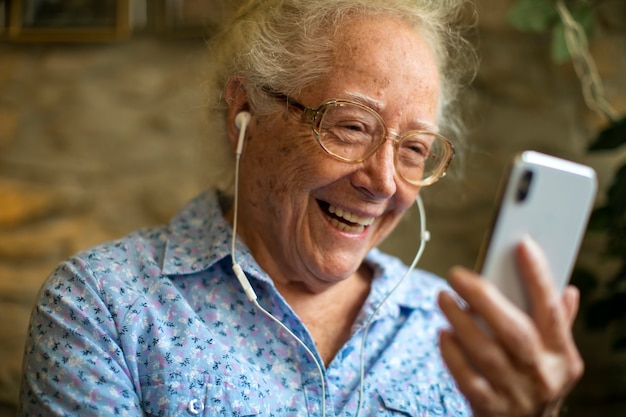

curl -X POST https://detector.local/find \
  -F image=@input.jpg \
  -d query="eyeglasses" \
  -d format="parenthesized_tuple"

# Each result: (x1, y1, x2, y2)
(262, 88, 455, 186)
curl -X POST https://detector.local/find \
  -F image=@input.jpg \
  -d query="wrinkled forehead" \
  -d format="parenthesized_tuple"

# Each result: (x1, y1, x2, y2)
(309, 15, 441, 122)
(323, 10, 442, 69)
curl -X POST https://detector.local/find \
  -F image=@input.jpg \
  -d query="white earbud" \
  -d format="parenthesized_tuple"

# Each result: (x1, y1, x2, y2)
(235, 111, 252, 156)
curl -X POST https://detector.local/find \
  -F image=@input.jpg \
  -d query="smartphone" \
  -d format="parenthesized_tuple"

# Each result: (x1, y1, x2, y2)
(475, 151, 597, 312)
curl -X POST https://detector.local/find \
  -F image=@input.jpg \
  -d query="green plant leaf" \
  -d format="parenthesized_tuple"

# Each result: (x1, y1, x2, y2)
(572, 3, 594, 33)
(507, 0, 559, 32)
(550, 4, 594, 63)
(552, 22, 572, 63)
(588, 117, 626, 151)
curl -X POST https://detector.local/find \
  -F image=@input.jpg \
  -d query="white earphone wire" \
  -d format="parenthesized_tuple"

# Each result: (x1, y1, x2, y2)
(230, 116, 327, 417)
(354, 194, 430, 416)
(230, 112, 430, 417)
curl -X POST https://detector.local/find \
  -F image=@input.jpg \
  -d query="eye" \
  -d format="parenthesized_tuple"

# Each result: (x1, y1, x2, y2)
(396, 135, 433, 168)
(337, 120, 368, 133)
(402, 139, 429, 156)
(325, 121, 372, 146)
(322, 114, 377, 145)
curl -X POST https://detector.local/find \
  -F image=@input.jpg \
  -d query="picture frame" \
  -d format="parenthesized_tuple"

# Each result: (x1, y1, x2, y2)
(1, 1, 7, 38)
(7, 0, 130, 42)
(150, 0, 224, 38)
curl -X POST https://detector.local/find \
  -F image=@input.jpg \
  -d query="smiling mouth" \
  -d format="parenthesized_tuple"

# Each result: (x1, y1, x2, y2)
(318, 201, 375, 234)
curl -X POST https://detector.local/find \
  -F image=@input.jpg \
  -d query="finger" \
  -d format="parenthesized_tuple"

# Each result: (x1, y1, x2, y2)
(515, 236, 559, 310)
(438, 290, 527, 403)
(439, 329, 505, 415)
(515, 237, 570, 344)
(446, 266, 519, 324)
(516, 241, 585, 395)
(446, 267, 542, 366)
(561, 286, 580, 328)
(444, 269, 583, 415)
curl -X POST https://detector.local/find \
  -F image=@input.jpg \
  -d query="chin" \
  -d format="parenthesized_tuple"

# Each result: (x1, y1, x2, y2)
(309, 251, 368, 283)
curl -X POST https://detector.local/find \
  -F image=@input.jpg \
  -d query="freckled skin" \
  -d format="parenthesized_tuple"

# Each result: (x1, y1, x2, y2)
(230, 15, 441, 294)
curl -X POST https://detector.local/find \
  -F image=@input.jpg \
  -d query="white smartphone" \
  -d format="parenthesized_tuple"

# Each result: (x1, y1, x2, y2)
(475, 151, 597, 312)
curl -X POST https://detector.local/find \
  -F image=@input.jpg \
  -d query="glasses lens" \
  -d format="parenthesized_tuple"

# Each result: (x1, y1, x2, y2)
(397, 132, 449, 184)
(314, 101, 451, 186)
(316, 102, 385, 161)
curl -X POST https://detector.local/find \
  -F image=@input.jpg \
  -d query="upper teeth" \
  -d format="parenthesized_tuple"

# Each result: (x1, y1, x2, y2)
(328, 205, 375, 226)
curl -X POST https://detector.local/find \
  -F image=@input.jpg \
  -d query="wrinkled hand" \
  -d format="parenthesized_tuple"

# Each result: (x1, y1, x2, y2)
(437, 238, 584, 417)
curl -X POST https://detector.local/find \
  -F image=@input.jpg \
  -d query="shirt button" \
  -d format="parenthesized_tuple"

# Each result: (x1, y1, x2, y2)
(187, 398, 204, 415)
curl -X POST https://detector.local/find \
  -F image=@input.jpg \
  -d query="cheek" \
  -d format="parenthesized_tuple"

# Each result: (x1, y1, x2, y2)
(246, 125, 328, 206)
(371, 188, 417, 246)
(384, 184, 419, 224)
(398, 185, 419, 211)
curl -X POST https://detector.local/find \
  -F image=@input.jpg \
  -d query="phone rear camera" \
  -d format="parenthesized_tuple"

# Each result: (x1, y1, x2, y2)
(516, 169, 534, 202)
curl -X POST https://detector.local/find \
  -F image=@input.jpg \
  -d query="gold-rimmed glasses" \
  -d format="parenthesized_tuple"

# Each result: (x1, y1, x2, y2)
(263, 88, 455, 186)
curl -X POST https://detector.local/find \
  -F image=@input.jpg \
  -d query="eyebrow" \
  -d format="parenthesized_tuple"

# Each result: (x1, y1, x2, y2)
(264, 86, 441, 134)
(340, 92, 440, 133)
(340, 92, 384, 112)
(412, 120, 439, 133)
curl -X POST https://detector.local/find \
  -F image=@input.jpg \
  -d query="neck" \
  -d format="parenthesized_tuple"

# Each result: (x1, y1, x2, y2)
(276, 265, 372, 365)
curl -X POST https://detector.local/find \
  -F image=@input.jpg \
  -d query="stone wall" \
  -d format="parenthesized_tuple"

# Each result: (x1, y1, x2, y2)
(1, 0, 625, 415)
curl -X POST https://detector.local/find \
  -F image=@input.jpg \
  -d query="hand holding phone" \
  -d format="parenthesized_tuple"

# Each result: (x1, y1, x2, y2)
(475, 151, 597, 312)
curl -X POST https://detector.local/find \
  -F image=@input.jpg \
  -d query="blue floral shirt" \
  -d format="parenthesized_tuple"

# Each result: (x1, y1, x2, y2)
(19, 190, 470, 416)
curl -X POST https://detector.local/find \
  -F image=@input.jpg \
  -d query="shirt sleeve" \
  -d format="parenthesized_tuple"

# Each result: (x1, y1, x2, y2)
(18, 256, 144, 417)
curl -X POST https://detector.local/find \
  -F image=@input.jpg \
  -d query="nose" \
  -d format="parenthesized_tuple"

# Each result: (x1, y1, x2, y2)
(350, 139, 397, 199)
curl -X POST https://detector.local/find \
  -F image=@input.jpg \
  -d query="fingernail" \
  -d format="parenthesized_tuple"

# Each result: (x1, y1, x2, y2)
(449, 265, 469, 279)
(518, 234, 536, 255)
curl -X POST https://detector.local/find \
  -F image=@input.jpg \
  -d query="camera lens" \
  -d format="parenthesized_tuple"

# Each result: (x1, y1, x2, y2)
(516, 169, 534, 202)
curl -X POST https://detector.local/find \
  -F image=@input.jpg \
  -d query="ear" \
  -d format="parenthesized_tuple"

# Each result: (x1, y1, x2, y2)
(225, 77, 252, 153)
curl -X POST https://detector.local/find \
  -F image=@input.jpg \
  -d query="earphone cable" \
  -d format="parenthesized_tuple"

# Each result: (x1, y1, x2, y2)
(354, 194, 429, 416)
(231, 151, 327, 417)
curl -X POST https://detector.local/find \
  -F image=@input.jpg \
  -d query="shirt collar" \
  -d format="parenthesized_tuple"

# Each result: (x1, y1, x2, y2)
(161, 190, 235, 275)
(364, 248, 447, 314)
(161, 190, 448, 314)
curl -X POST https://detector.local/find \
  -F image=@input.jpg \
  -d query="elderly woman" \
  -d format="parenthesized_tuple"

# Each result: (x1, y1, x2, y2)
(19, 0, 583, 416)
